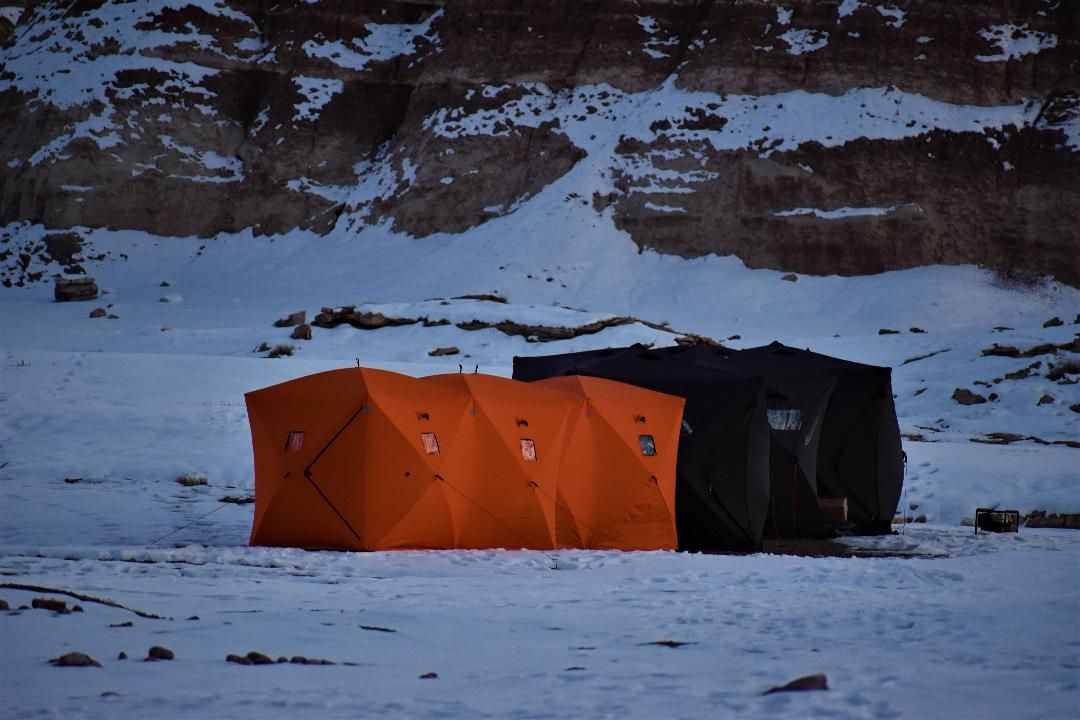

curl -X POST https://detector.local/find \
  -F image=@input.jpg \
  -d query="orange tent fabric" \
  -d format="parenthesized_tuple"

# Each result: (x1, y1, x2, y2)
(246, 367, 684, 551)
(536, 375, 682, 551)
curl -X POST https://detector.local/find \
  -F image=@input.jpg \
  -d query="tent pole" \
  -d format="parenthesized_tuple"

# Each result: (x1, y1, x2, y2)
(793, 460, 798, 539)
(303, 470, 365, 548)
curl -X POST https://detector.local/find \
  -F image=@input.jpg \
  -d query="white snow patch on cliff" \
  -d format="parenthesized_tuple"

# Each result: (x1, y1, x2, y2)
(303, 9, 442, 70)
(27, 109, 120, 166)
(293, 76, 344, 122)
(876, 6, 906, 28)
(637, 15, 678, 59)
(160, 135, 245, 183)
(774, 205, 916, 219)
(644, 202, 688, 214)
(837, 0, 862, 19)
(778, 28, 830, 55)
(424, 82, 1040, 162)
(0, 5, 22, 24)
(976, 24, 1057, 62)
(0, 0, 254, 109)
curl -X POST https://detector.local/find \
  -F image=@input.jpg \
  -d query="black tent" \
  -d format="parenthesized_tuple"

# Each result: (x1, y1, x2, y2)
(514, 344, 771, 551)
(729, 342, 904, 534)
(514, 341, 904, 547)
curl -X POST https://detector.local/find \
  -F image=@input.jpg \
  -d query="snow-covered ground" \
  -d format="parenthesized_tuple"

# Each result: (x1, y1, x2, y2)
(1, 208, 1078, 718)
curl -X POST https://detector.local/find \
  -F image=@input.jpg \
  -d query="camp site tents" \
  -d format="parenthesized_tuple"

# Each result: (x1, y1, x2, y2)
(513, 342, 905, 546)
(245, 367, 684, 551)
(514, 345, 772, 552)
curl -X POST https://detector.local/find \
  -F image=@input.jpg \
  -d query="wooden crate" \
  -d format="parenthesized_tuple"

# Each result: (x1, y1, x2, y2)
(818, 496, 848, 525)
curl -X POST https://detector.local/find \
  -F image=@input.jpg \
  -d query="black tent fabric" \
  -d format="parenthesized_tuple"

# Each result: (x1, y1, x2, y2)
(732, 342, 904, 533)
(514, 341, 905, 547)
(514, 344, 771, 551)
(670, 345, 831, 540)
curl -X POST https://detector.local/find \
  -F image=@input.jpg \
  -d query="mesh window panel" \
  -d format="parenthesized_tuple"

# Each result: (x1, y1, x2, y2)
(766, 408, 802, 431)
(285, 431, 305, 453)
(420, 432, 440, 455)
(520, 438, 537, 461)
(639, 434, 657, 456)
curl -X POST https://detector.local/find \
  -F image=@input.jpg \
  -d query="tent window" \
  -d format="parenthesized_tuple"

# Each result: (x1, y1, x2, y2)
(420, 432, 440, 455)
(520, 438, 537, 462)
(285, 431, 305, 453)
(638, 435, 657, 456)
(766, 394, 802, 431)
(767, 408, 802, 431)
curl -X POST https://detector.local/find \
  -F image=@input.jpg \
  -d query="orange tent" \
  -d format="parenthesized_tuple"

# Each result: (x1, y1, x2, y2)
(246, 367, 684, 551)
(536, 375, 682, 551)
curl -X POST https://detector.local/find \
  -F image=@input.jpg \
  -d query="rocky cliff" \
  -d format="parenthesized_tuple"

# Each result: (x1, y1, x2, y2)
(1, 0, 1078, 284)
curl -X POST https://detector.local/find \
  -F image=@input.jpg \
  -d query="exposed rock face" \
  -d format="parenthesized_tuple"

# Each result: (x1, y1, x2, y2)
(1, 1, 1077, 284)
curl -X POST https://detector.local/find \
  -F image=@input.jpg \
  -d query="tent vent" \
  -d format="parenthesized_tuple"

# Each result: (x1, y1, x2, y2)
(284, 431, 305, 453)
(638, 435, 657, 456)
(767, 408, 802, 431)
(516, 418, 529, 427)
(417, 412, 430, 421)
(520, 438, 537, 461)
(420, 432, 440, 455)
(634, 414, 647, 424)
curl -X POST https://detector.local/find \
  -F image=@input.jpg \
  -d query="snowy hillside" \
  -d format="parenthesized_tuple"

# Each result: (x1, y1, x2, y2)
(2, 0, 1078, 282)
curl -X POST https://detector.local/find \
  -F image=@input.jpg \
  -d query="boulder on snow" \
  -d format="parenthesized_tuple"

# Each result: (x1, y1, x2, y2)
(0, 599, 9, 611)
(177, 473, 208, 486)
(51, 652, 102, 668)
(1037, 393, 1054, 406)
(1042, 316, 1063, 328)
(89, 307, 107, 318)
(952, 388, 986, 405)
(274, 311, 307, 327)
(781, 273, 798, 282)
(764, 673, 829, 694)
(226, 653, 253, 665)
(290, 323, 312, 340)
(428, 346, 460, 357)
(54, 276, 98, 302)
(146, 645, 174, 661)
(32, 598, 68, 612)
(246, 651, 274, 665)
(1025, 512, 1080, 529)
